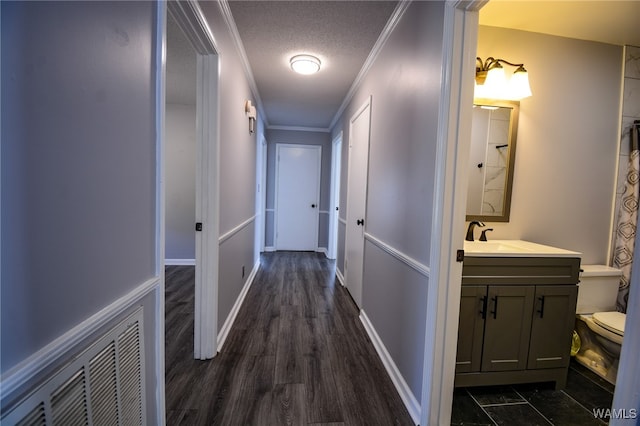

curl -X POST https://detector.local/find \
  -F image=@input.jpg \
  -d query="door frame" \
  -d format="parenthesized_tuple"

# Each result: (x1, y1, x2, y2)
(328, 132, 343, 260)
(167, 1, 220, 360)
(255, 134, 268, 256)
(420, 2, 480, 425)
(344, 96, 372, 308)
(274, 143, 322, 251)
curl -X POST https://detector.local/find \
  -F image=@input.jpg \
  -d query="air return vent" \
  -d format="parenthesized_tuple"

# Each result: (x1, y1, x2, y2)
(1, 309, 145, 425)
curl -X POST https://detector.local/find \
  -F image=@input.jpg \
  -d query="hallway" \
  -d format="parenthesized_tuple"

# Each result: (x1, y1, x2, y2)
(165, 252, 413, 425)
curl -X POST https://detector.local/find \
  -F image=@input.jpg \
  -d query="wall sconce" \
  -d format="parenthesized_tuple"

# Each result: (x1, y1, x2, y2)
(475, 57, 532, 101)
(245, 100, 257, 134)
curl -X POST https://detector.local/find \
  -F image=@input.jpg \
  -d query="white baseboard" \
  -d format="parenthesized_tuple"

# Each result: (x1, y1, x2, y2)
(360, 310, 421, 425)
(217, 260, 260, 350)
(316, 247, 328, 256)
(0, 276, 161, 402)
(264, 246, 276, 252)
(336, 268, 345, 287)
(165, 258, 196, 266)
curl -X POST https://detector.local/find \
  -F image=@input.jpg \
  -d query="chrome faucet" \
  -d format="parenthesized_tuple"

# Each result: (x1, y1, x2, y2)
(465, 221, 485, 241)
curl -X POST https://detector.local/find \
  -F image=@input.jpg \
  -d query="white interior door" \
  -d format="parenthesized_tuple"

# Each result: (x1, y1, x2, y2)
(328, 132, 342, 260)
(275, 144, 321, 250)
(345, 97, 372, 308)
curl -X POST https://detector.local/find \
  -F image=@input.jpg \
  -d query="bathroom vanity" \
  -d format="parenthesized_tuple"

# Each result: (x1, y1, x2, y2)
(455, 240, 581, 389)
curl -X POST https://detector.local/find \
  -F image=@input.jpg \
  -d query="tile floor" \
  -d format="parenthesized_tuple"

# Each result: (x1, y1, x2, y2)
(451, 361, 615, 425)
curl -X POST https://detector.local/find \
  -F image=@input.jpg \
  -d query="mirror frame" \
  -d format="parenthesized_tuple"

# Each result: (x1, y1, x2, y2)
(466, 99, 519, 223)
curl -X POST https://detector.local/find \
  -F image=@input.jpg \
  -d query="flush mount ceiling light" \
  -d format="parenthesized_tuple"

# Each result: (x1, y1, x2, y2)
(290, 54, 321, 75)
(475, 57, 532, 101)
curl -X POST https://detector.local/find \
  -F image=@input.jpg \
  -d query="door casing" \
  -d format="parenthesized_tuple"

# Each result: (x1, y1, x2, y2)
(274, 144, 322, 251)
(167, 1, 220, 361)
(328, 132, 343, 260)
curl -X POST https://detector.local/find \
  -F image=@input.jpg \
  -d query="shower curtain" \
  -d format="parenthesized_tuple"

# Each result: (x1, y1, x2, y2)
(613, 121, 640, 313)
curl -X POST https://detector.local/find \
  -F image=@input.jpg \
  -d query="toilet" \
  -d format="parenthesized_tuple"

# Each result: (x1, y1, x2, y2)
(574, 265, 626, 384)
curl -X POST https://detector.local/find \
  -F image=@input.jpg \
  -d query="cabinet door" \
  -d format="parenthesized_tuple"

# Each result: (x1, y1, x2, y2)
(481, 286, 535, 372)
(456, 286, 486, 373)
(527, 285, 578, 369)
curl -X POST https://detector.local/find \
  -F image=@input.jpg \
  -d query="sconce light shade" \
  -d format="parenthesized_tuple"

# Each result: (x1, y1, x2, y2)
(290, 54, 321, 75)
(508, 66, 532, 100)
(483, 65, 508, 99)
(475, 57, 532, 101)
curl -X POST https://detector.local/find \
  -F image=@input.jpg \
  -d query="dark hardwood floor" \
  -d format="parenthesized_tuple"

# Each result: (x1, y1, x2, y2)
(165, 252, 414, 425)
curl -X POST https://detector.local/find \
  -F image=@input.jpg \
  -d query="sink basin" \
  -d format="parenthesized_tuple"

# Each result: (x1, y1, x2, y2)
(463, 240, 582, 257)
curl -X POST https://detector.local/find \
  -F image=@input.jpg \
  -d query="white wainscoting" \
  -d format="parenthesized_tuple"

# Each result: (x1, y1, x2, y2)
(360, 310, 420, 425)
(357, 233, 429, 425)
(364, 233, 430, 277)
(0, 277, 161, 403)
(216, 260, 260, 350)
(219, 215, 256, 244)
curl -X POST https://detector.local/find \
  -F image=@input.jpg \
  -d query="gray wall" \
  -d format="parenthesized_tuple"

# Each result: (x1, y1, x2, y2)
(332, 1, 445, 399)
(1, 2, 160, 421)
(265, 129, 332, 250)
(165, 104, 196, 260)
(475, 26, 623, 265)
(198, 2, 260, 330)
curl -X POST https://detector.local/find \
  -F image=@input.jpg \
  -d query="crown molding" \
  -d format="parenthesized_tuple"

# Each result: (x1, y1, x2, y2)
(267, 125, 331, 133)
(217, 0, 269, 126)
(329, 1, 412, 131)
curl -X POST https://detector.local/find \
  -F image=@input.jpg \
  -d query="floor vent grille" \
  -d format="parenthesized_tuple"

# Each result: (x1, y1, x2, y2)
(2, 308, 145, 426)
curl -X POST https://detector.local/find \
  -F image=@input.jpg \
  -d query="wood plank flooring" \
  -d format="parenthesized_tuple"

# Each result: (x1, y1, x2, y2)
(165, 252, 414, 425)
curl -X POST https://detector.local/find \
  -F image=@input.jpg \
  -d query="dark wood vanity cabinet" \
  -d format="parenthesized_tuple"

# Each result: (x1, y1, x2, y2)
(455, 257, 580, 389)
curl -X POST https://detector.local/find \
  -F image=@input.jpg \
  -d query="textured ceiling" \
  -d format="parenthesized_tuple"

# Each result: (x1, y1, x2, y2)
(228, 1, 398, 129)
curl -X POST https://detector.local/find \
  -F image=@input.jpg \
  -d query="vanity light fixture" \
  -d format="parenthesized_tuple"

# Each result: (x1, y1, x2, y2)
(290, 54, 321, 75)
(475, 57, 532, 100)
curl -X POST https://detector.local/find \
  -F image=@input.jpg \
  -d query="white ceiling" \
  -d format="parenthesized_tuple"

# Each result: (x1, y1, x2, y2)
(166, 1, 640, 127)
(480, 1, 640, 48)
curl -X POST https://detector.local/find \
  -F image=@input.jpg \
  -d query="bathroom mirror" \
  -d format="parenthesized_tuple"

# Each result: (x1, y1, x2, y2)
(466, 99, 519, 222)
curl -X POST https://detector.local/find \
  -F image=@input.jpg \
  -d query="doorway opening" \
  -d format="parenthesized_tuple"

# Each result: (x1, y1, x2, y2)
(166, 1, 220, 360)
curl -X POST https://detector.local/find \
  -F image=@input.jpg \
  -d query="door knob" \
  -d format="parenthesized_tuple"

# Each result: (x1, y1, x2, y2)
(311, 204, 316, 208)
(356, 219, 364, 226)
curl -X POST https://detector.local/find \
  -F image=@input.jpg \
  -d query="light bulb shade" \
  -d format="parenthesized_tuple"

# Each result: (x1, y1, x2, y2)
(474, 81, 491, 99)
(509, 69, 532, 99)
(290, 55, 321, 75)
(483, 66, 508, 99)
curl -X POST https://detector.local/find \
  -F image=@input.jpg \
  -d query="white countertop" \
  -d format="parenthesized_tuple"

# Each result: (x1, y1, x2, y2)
(463, 240, 582, 258)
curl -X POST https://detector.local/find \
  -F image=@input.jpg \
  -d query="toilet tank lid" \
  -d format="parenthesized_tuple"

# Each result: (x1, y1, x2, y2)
(581, 264, 623, 277)
(593, 311, 625, 335)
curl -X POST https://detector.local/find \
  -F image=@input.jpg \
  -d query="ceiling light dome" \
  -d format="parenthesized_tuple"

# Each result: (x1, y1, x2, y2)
(290, 55, 321, 75)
